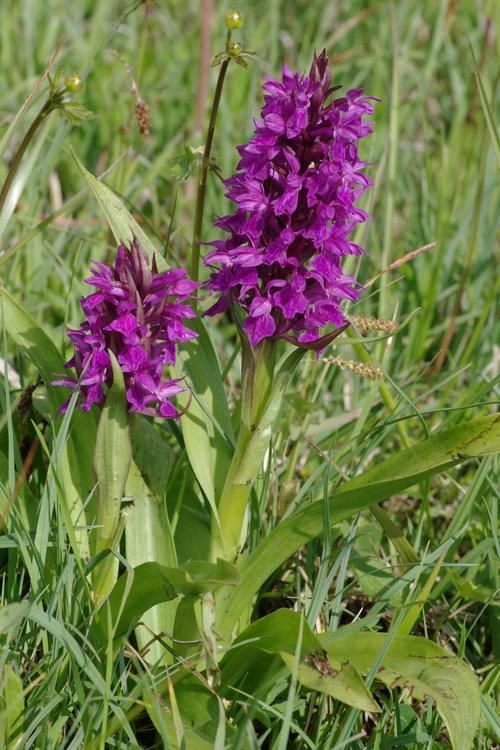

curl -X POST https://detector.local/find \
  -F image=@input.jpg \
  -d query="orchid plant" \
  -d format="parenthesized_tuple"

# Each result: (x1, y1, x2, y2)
(0, 9, 498, 750)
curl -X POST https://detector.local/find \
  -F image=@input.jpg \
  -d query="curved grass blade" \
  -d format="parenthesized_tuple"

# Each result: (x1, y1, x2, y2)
(216, 414, 500, 639)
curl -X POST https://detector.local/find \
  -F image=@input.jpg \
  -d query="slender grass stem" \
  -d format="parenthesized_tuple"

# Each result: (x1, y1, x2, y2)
(378, 8, 399, 322)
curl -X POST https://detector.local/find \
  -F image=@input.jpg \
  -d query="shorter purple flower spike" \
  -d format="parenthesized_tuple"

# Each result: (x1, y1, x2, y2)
(204, 51, 378, 347)
(53, 240, 198, 417)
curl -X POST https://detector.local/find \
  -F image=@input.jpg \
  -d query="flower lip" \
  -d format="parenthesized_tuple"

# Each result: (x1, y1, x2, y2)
(203, 50, 376, 348)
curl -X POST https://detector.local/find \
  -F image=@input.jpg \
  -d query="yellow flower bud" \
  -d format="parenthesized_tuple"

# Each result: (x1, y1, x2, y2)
(65, 75, 83, 93)
(224, 9, 244, 30)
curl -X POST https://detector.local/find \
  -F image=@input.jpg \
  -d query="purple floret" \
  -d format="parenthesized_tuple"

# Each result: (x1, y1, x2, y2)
(204, 51, 377, 347)
(53, 240, 198, 417)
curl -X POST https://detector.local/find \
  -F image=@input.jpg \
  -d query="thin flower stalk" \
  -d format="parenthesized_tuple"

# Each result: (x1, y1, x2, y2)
(190, 9, 248, 284)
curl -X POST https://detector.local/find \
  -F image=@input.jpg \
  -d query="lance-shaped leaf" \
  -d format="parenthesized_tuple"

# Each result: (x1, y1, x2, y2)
(96, 559, 239, 643)
(220, 609, 378, 712)
(71, 149, 160, 259)
(92, 352, 131, 601)
(175, 318, 233, 510)
(216, 414, 500, 639)
(319, 630, 480, 750)
(125, 415, 177, 663)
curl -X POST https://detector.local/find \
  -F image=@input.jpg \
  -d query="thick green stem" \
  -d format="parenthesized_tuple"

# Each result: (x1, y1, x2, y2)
(211, 338, 277, 561)
(0, 100, 54, 217)
(190, 57, 230, 284)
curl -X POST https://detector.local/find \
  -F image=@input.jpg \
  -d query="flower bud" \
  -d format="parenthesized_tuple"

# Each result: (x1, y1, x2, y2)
(224, 9, 244, 30)
(65, 75, 83, 93)
(227, 41, 242, 56)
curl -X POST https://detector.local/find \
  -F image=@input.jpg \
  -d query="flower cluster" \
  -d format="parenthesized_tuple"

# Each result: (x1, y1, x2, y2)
(53, 240, 198, 417)
(204, 51, 377, 346)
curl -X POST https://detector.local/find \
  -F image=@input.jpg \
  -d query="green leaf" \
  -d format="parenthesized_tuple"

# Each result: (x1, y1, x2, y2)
(216, 414, 500, 639)
(129, 414, 175, 499)
(0, 285, 66, 412)
(0, 115, 52, 237)
(0, 284, 96, 559)
(448, 571, 497, 603)
(92, 352, 131, 601)
(470, 44, 500, 167)
(176, 318, 233, 508)
(319, 631, 480, 750)
(279, 653, 379, 713)
(165, 146, 203, 181)
(0, 602, 31, 634)
(99, 559, 239, 643)
(126, 418, 178, 663)
(71, 149, 159, 258)
(220, 609, 378, 712)
(0, 663, 24, 748)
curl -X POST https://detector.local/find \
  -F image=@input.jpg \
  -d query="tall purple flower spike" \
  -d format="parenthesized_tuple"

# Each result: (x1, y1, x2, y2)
(204, 51, 377, 347)
(53, 240, 198, 417)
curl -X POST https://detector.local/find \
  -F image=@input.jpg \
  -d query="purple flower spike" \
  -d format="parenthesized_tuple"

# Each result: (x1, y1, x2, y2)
(53, 239, 198, 417)
(204, 51, 377, 347)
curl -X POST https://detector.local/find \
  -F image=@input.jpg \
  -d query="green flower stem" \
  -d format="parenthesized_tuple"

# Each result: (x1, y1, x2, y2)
(190, 45, 231, 286)
(211, 338, 278, 561)
(0, 98, 55, 217)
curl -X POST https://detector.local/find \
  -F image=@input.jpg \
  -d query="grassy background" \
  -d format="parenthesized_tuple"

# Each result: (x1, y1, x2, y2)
(0, 0, 498, 748)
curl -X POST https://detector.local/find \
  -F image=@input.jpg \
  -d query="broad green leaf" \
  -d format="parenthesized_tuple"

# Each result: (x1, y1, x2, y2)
(319, 631, 480, 750)
(92, 352, 131, 601)
(126, 418, 177, 663)
(216, 414, 500, 639)
(176, 318, 233, 508)
(0, 664, 24, 748)
(99, 559, 239, 643)
(220, 609, 378, 712)
(71, 149, 159, 258)
(129, 414, 175, 499)
(279, 652, 379, 713)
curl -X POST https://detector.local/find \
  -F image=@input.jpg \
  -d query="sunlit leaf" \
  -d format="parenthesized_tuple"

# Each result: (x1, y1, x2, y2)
(71, 149, 160, 259)
(221, 609, 379, 712)
(92, 352, 131, 601)
(320, 630, 480, 750)
(98, 559, 239, 643)
(216, 414, 500, 639)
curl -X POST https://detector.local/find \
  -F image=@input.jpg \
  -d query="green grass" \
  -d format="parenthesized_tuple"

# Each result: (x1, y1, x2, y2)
(0, 0, 499, 748)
